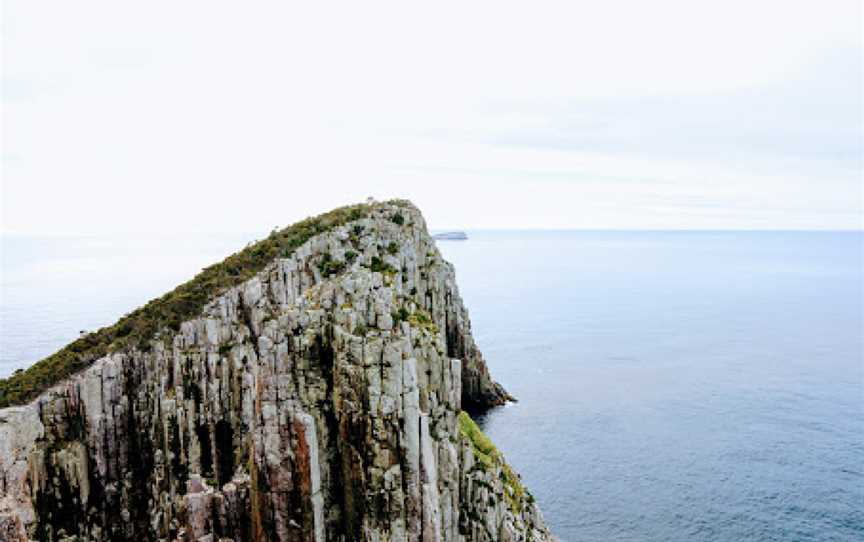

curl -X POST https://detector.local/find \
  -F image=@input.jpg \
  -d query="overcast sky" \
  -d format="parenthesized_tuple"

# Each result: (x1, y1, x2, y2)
(2, 1, 861, 233)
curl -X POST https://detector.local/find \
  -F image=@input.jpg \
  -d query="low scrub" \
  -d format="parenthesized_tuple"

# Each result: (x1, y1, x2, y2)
(0, 202, 384, 408)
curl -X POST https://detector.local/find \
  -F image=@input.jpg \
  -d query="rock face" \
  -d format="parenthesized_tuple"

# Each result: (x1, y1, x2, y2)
(0, 202, 555, 541)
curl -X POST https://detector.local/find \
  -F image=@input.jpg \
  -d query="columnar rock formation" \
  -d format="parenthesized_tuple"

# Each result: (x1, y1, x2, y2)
(0, 201, 555, 541)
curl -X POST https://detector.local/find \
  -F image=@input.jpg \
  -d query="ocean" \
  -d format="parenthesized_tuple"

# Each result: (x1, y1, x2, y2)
(2, 231, 862, 541)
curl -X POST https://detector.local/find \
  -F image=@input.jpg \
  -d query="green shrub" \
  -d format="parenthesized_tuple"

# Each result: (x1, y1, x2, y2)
(344, 250, 357, 264)
(369, 256, 396, 274)
(349, 225, 365, 247)
(391, 307, 410, 324)
(390, 213, 404, 225)
(318, 253, 346, 276)
(387, 241, 399, 255)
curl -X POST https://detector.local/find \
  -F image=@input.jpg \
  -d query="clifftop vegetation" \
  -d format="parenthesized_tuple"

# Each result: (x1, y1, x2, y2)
(0, 200, 413, 408)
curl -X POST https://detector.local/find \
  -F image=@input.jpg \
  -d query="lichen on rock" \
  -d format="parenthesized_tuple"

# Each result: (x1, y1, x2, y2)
(0, 200, 555, 541)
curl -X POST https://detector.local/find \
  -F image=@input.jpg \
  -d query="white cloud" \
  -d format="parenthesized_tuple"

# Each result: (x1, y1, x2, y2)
(1, 0, 861, 232)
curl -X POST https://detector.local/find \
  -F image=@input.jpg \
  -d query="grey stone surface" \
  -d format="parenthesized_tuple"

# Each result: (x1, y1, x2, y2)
(0, 202, 554, 541)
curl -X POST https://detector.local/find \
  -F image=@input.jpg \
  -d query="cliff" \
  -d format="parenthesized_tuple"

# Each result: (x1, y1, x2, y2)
(0, 201, 555, 541)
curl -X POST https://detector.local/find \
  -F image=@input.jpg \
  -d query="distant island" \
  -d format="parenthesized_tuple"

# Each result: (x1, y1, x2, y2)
(432, 231, 468, 240)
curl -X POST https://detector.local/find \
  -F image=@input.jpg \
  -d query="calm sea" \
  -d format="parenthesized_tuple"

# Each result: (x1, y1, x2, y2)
(2, 231, 862, 541)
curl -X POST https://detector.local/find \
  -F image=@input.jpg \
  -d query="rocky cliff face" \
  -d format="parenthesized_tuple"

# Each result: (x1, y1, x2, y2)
(0, 202, 555, 542)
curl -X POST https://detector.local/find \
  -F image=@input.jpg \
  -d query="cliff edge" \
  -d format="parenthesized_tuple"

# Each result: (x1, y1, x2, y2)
(0, 201, 555, 541)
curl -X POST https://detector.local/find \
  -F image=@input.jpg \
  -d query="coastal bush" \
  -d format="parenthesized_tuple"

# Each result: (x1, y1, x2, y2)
(318, 253, 346, 276)
(349, 225, 364, 247)
(392, 307, 410, 324)
(0, 201, 382, 408)
(369, 256, 396, 275)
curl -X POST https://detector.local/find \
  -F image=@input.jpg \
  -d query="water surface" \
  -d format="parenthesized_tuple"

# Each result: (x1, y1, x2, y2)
(437, 231, 863, 542)
(2, 231, 862, 541)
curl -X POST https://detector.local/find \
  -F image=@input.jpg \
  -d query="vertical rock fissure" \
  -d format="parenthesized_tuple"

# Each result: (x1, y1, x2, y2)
(237, 292, 260, 359)
(215, 420, 234, 487)
(124, 361, 152, 538)
(196, 422, 213, 477)
(318, 327, 348, 539)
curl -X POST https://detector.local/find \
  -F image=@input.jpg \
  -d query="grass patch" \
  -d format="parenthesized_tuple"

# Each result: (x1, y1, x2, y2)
(458, 411, 498, 469)
(407, 310, 438, 334)
(0, 201, 395, 408)
(457, 411, 528, 514)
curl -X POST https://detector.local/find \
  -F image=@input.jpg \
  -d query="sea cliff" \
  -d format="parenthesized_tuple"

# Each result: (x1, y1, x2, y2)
(0, 201, 555, 541)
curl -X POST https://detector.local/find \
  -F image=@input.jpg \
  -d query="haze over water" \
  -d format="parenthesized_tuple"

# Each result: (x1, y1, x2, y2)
(2, 230, 862, 541)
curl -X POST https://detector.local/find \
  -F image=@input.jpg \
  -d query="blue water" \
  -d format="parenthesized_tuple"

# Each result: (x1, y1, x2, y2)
(437, 231, 864, 542)
(2, 231, 863, 541)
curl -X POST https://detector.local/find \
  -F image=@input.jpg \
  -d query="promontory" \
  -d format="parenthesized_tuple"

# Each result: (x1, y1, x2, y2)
(0, 200, 555, 542)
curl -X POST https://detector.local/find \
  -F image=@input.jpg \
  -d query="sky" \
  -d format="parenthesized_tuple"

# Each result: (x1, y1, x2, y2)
(1, 0, 862, 233)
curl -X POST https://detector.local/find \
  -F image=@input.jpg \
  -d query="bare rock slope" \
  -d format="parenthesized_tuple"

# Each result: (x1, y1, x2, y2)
(0, 201, 555, 541)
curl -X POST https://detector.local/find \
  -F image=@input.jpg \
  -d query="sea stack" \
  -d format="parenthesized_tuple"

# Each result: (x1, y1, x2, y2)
(0, 201, 555, 541)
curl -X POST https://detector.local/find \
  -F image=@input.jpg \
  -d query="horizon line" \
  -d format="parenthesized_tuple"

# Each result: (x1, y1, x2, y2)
(2, 227, 863, 238)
